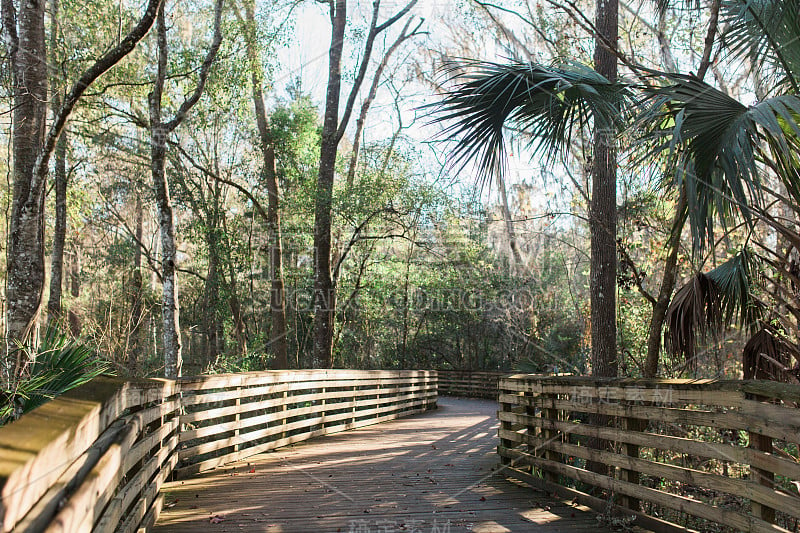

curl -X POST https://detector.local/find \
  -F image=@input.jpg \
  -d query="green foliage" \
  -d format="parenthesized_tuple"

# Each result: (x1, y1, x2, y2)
(721, 0, 800, 91)
(644, 77, 800, 251)
(431, 60, 633, 183)
(1, 328, 111, 426)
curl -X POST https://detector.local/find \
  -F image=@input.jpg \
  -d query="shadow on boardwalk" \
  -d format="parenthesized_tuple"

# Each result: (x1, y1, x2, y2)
(154, 397, 634, 532)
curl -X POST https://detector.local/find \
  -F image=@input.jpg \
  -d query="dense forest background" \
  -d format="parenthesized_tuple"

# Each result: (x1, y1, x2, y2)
(1, 0, 791, 382)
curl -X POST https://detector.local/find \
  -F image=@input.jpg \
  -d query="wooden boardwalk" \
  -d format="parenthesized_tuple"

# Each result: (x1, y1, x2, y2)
(154, 397, 636, 533)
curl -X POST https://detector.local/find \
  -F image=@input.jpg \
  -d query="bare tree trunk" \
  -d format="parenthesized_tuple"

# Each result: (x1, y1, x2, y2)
(150, 125, 182, 377)
(46, 0, 66, 326)
(47, 108, 68, 324)
(240, 0, 288, 368)
(3, 0, 163, 374)
(345, 17, 421, 187)
(67, 246, 82, 336)
(148, 0, 223, 378)
(313, 0, 418, 368)
(202, 227, 221, 365)
(4, 0, 48, 362)
(221, 204, 248, 357)
(313, 0, 348, 368)
(129, 193, 144, 373)
(496, 173, 523, 267)
(590, 0, 618, 379)
(149, 8, 180, 377)
(643, 193, 687, 377)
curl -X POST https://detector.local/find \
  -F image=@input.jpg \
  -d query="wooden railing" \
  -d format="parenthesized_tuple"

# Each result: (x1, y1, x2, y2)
(498, 375, 800, 533)
(176, 370, 437, 477)
(0, 378, 179, 533)
(0, 369, 437, 532)
(436, 370, 503, 399)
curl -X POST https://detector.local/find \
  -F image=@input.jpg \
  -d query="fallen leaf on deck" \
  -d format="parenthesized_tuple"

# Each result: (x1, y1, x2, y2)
(210, 515, 225, 524)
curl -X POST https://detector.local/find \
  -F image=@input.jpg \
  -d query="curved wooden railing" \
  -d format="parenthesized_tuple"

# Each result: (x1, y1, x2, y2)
(0, 370, 436, 532)
(498, 375, 800, 533)
(436, 370, 503, 399)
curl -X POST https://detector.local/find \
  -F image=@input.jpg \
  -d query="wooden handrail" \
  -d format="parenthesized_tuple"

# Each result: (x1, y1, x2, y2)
(498, 375, 800, 533)
(0, 369, 437, 532)
(436, 370, 504, 399)
(175, 369, 437, 478)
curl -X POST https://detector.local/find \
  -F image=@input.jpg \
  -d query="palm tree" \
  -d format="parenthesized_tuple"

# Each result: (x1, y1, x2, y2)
(431, 0, 800, 380)
(653, 0, 800, 380)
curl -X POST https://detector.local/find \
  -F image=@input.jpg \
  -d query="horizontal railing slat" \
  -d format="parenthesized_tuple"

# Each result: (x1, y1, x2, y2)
(0, 369, 437, 532)
(497, 375, 800, 533)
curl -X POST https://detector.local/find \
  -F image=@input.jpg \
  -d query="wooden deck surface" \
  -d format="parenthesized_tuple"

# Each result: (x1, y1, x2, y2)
(154, 397, 642, 533)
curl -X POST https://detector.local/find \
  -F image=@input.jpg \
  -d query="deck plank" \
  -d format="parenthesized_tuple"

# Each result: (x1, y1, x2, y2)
(154, 397, 644, 533)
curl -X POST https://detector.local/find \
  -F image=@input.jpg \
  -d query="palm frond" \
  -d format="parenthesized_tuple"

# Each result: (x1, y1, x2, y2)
(642, 75, 800, 250)
(721, 0, 800, 92)
(705, 247, 763, 332)
(742, 325, 799, 381)
(430, 60, 633, 184)
(664, 272, 722, 367)
(1, 327, 111, 425)
(665, 248, 765, 370)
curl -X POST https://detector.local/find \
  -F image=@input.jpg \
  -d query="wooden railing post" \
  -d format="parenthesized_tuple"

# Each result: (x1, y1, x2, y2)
(747, 393, 775, 524)
(233, 386, 241, 452)
(320, 386, 326, 431)
(351, 384, 357, 426)
(541, 392, 559, 484)
(498, 381, 515, 466)
(619, 406, 642, 512)
(281, 388, 288, 441)
(524, 390, 537, 475)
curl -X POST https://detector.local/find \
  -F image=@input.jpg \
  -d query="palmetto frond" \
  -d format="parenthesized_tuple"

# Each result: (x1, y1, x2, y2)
(430, 61, 633, 183)
(665, 248, 762, 364)
(643, 75, 800, 249)
(721, 0, 800, 92)
(1, 327, 111, 425)
(743, 325, 799, 381)
(664, 272, 722, 366)
(705, 248, 762, 331)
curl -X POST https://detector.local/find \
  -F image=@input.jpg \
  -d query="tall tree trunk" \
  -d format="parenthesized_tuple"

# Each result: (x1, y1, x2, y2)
(147, 0, 223, 378)
(221, 213, 247, 356)
(496, 173, 523, 267)
(590, 0, 618, 379)
(67, 246, 82, 336)
(643, 193, 687, 377)
(313, 0, 347, 368)
(47, 108, 68, 324)
(129, 193, 144, 373)
(586, 0, 619, 485)
(149, 7, 182, 379)
(4, 0, 48, 363)
(202, 228, 221, 365)
(240, 0, 288, 369)
(312, 0, 417, 368)
(46, 0, 66, 326)
(150, 131, 182, 378)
